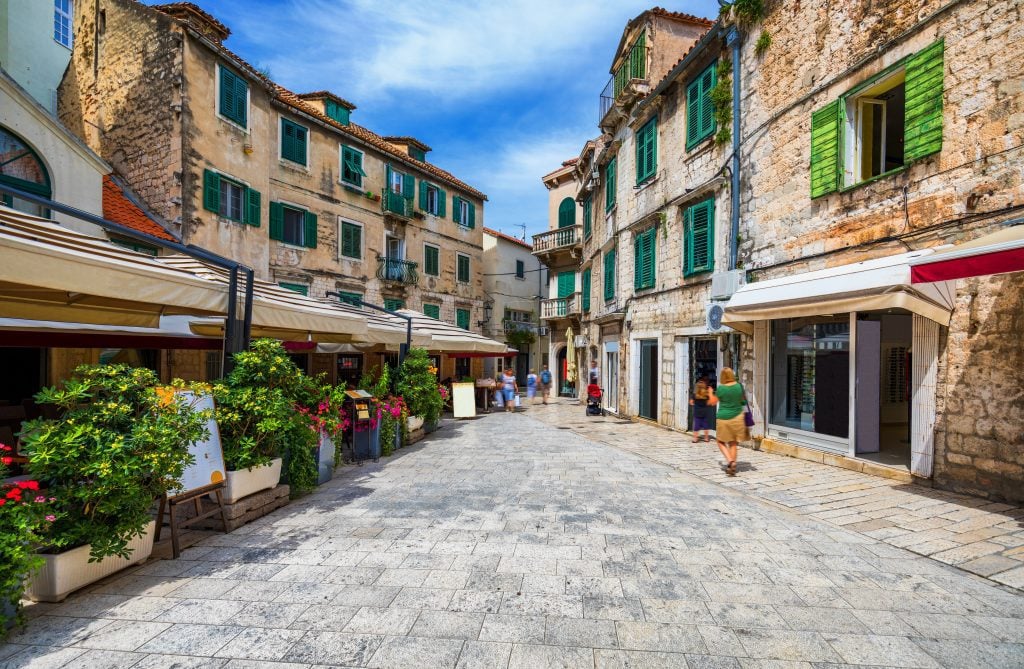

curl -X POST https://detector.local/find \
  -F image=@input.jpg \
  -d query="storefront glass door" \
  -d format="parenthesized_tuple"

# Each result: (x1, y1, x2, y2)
(638, 339, 658, 420)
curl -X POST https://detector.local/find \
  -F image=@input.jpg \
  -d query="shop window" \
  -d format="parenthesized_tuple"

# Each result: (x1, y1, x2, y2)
(455, 357, 471, 378)
(0, 127, 52, 218)
(336, 354, 363, 388)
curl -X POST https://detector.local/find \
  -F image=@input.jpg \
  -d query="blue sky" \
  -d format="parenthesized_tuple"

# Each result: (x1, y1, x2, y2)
(156, 1, 721, 238)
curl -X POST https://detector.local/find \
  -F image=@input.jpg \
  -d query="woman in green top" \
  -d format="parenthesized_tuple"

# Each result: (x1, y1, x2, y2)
(708, 367, 748, 476)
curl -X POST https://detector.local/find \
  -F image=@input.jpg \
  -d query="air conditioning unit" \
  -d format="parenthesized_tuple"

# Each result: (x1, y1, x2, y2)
(710, 269, 746, 300)
(537, 326, 549, 336)
(574, 335, 588, 348)
(706, 302, 726, 333)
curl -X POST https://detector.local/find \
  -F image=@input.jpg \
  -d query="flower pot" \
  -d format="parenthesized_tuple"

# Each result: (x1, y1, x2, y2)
(317, 433, 335, 485)
(25, 520, 157, 603)
(425, 419, 439, 434)
(222, 458, 282, 504)
(407, 415, 424, 432)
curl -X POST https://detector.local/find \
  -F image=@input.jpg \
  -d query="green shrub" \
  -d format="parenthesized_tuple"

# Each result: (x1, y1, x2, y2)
(396, 348, 443, 424)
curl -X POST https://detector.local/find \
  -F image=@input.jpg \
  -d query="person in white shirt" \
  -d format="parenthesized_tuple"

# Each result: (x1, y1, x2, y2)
(588, 361, 600, 385)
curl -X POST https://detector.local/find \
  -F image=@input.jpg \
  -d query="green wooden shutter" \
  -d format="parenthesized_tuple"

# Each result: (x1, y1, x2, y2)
(384, 298, 404, 311)
(456, 308, 470, 330)
(685, 199, 714, 276)
(604, 247, 616, 301)
(337, 291, 362, 306)
(424, 304, 440, 319)
(402, 173, 414, 199)
(341, 222, 361, 258)
(810, 99, 842, 198)
(386, 164, 393, 193)
(419, 181, 428, 211)
(605, 158, 617, 211)
(244, 187, 260, 226)
(219, 68, 234, 120)
(278, 282, 308, 296)
(634, 228, 655, 290)
(583, 198, 592, 239)
(303, 210, 318, 248)
(424, 245, 439, 275)
(233, 74, 248, 127)
(437, 188, 446, 218)
(904, 40, 944, 162)
(269, 202, 284, 240)
(557, 270, 575, 298)
(458, 254, 469, 282)
(699, 63, 716, 139)
(467, 202, 476, 228)
(558, 197, 575, 228)
(636, 117, 657, 184)
(452, 196, 462, 224)
(581, 268, 591, 312)
(203, 169, 220, 213)
(686, 78, 701, 148)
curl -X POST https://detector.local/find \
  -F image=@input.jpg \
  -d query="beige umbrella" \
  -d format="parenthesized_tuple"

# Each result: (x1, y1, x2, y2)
(565, 326, 577, 383)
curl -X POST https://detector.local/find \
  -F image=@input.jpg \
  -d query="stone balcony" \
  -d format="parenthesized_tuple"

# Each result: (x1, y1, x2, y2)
(540, 293, 581, 321)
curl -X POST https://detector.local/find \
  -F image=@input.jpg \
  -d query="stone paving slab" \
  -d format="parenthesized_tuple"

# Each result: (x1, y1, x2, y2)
(2, 409, 1023, 668)
(529, 400, 1024, 590)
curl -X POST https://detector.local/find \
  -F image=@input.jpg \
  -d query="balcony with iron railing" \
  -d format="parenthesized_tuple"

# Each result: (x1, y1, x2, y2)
(382, 189, 414, 220)
(599, 39, 649, 127)
(503, 319, 534, 333)
(376, 256, 418, 285)
(532, 224, 582, 259)
(540, 293, 581, 321)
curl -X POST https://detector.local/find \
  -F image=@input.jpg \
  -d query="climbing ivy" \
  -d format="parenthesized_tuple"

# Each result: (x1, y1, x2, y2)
(711, 57, 733, 147)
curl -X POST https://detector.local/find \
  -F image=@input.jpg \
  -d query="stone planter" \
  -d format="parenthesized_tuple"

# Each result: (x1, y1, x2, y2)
(317, 433, 335, 485)
(424, 419, 439, 434)
(223, 458, 282, 504)
(25, 520, 156, 603)
(407, 415, 424, 432)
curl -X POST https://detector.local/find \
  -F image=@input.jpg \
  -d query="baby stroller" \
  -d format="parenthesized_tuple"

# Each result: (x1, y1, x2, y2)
(586, 384, 604, 416)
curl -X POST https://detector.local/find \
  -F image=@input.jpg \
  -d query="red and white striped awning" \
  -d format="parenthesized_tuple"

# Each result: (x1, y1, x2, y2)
(910, 224, 1024, 284)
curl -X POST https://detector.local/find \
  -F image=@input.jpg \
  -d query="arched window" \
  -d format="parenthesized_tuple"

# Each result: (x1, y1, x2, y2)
(557, 197, 575, 228)
(0, 126, 51, 218)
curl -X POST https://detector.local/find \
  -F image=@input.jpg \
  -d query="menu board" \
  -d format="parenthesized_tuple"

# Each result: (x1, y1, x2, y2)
(169, 390, 226, 497)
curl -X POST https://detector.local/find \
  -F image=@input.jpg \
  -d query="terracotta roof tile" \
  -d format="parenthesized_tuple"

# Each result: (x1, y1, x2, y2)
(297, 91, 357, 111)
(383, 136, 433, 153)
(102, 175, 176, 242)
(541, 160, 578, 181)
(483, 227, 532, 250)
(151, 3, 230, 41)
(649, 7, 714, 27)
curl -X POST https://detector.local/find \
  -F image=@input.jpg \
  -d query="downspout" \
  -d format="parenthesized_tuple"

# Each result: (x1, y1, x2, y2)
(727, 25, 741, 271)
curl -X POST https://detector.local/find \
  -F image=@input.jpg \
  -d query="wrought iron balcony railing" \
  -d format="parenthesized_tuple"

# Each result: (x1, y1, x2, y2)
(382, 189, 414, 218)
(599, 38, 649, 124)
(376, 257, 419, 285)
(532, 224, 581, 255)
(503, 319, 534, 333)
(540, 293, 581, 320)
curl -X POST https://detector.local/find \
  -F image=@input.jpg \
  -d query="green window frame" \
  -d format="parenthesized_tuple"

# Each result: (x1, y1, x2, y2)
(419, 181, 447, 217)
(202, 169, 260, 226)
(811, 40, 944, 198)
(685, 61, 717, 150)
(457, 253, 470, 283)
(325, 99, 350, 126)
(515, 259, 525, 279)
(557, 197, 575, 228)
(340, 221, 362, 259)
(557, 270, 575, 299)
(218, 65, 248, 128)
(337, 291, 362, 307)
(683, 198, 715, 277)
(636, 117, 657, 184)
(281, 118, 308, 166)
(424, 244, 440, 276)
(269, 201, 317, 248)
(423, 303, 441, 320)
(278, 282, 308, 296)
(603, 247, 616, 301)
(110, 239, 159, 256)
(581, 268, 592, 312)
(384, 298, 404, 311)
(341, 146, 366, 187)
(456, 308, 470, 330)
(582, 197, 592, 239)
(605, 157, 617, 211)
(452, 196, 476, 228)
(633, 227, 656, 291)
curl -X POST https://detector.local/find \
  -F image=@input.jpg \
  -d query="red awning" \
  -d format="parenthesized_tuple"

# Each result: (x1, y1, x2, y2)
(910, 224, 1024, 284)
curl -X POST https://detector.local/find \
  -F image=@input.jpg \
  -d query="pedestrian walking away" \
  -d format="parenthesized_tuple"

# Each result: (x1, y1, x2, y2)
(588, 360, 600, 385)
(689, 375, 713, 444)
(708, 367, 748, 476)
(501, 368, 518, 413)
(526, 368, 538, 404)
(539, 364, 553, 404)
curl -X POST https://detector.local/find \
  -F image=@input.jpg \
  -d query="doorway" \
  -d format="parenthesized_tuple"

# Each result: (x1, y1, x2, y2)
(855, 313, 913, 469)
(605, 344, 619, 414)
(638, 338, 658, 420)
(515, 352, 529, 385)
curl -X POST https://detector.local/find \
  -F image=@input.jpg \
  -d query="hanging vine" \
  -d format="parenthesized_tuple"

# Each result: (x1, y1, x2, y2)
(711, 56, 733, 147)
(721, 0, 771, 57)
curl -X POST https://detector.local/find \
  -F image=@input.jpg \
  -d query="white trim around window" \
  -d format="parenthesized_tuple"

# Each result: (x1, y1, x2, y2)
(338, 218, 363, 261)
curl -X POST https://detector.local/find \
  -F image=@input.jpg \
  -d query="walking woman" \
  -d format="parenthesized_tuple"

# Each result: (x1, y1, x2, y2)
(501, 368, 518, 413)
(688, 376, 713, 443)
(708, 367, 748, 476)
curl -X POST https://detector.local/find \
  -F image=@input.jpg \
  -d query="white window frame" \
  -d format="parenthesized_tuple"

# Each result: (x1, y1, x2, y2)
(425, 183, 440, 216)
(456, 252, 471, 284)
(390, 168, 406, 194)
(458, 198, 471, 225)
(54, 0, 73, 48)
(219, 178, 246, 222)
(842, 68, 906, 188)
(214, 64, 250, 133)
(338, 218, 363, 261)
(423, 243, 441, 277)
(280, 202, 306, 247)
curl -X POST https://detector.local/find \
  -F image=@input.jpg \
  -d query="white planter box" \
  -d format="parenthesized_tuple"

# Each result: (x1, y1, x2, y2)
(222, 458, 282, 504)
(26, 520, 156, 603)
(407, 415, 424, 432)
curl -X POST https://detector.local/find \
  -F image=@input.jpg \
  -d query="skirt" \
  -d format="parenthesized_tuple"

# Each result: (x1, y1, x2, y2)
(693, 413, 714, 431)
(716, 413, 749, 443)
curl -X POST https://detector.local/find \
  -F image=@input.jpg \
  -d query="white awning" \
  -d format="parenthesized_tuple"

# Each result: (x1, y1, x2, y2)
(396, 309, 510, 353)
(723, 250, 956, 327)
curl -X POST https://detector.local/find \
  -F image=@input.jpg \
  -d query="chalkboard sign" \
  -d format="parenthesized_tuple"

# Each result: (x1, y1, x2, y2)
(170, 391, 226, 496)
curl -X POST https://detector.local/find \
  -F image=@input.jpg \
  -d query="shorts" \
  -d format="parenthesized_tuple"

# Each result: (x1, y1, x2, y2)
(527, 387, 536, 398)
(715, 413, 749, 443)
(502, 388, 515, 402)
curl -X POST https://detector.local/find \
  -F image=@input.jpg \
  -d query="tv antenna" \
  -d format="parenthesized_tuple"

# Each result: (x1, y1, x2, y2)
(514, 222, 527, 241)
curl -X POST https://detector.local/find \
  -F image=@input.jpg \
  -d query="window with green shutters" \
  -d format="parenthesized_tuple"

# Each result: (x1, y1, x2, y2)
(605, 158, 617, 211)
(683, 198, 715, 277)
(636, 117, 657, 184)
(557, 197, 575, 228)
(419, 182, 446, 217)
(218, 65, 248, 128)
(811, 40, 944, 197)
(278, 282, 308, 296)
(557, 271, 575, 298)
(581, 268, 591, 312)
(457, 253, 470, 283)
(423, 303, 441, 319)
(633, 227, 656, 291)
(325, 99, 350, 126)
(453, 196, 476, 228)
(424, 244, 440, 276)
(686, 62, 717, 150)
(203, 169, 260, 226)
(384, 298, 404, 311)
(583, 197, 592, 240)
(269, 202, 317, 248)
(337, 291, 362, 307)
(281, 118, 308, 166)
(603, 247, 616, 301)
(340, 221, 361, 259)
(456, 308, 470, 330)
(341, 146, 366, 187)
(515, 260, 525, 279)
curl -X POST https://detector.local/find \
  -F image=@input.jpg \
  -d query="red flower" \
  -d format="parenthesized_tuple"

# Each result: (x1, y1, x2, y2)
(16, 480, 40, 491)
(0, 499, 5, 507)
(0, 456, 12, 465)
(6, 487, 23, 500)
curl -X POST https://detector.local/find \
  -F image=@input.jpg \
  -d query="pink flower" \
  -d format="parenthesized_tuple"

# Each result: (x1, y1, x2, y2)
(35, 496, 46, 503)
(45, 515, 56, 522)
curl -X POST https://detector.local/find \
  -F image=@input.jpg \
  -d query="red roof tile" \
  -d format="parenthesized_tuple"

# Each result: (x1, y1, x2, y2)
(102, 175, 176, 242)
(484, 227, 532, 250)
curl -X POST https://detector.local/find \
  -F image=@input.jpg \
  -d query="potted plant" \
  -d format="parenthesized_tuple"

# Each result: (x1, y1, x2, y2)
(19, 365, 206, 602)
(396, 349, 443, 432)
(1, 446, 54, 637)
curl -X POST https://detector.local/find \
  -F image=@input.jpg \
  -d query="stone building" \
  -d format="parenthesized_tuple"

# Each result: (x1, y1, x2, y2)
(57, 0, 489, 383)
(482, 228, 542, 381)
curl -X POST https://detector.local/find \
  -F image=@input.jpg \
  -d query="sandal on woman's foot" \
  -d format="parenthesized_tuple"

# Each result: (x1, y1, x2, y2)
(726, 461, 737, 476)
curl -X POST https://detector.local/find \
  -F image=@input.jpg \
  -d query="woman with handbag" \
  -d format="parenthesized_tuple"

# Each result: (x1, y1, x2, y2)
(707, 367, 749, 476)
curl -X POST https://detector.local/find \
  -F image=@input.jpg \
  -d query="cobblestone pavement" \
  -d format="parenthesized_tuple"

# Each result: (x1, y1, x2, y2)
(3, 410, 1024, 668)
(529, 400, 1024, 592)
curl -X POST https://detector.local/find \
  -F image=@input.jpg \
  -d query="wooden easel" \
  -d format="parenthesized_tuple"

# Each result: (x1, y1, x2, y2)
(156, 481, 229, 559)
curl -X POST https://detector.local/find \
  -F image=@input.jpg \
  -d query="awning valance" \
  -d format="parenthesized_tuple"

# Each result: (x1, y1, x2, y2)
(396, 309, 510, 354)
(723, 250, 956, 327)
(910, 224, 1024, 283)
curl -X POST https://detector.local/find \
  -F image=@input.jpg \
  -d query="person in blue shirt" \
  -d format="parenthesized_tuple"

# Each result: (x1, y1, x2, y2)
(539, 364, 553, 405)
(501, 368, 518, 413)
(526, 369, 539, 404)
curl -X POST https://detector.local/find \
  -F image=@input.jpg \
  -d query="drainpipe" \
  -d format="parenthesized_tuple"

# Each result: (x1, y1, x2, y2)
(726, 25, 741, 272)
